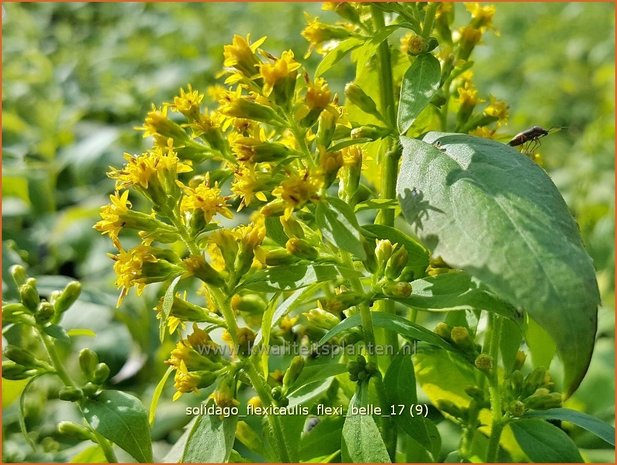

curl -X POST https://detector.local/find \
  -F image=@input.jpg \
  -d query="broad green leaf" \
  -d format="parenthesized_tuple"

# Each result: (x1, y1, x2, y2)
(160, 275, 182, 342)
(354, 198, 399, 213)
(265, 215, 288, 246)
(342, 383, 391, 463)
(362, 223, 429, 279)
(526, 317, 556, 369)
(148, 366, 173, 425)
(237, 264, 356, 292)
(319, 312, 453, 351)
(181, 400, 238, 463)
(82, 390, 153, 463)
(2, 379, 29, 407)
(523, 408, 615, 446)
(300, 417, 344, 462)
(315, 198, 366, 259)
(510, 419, 583, 462)
(397, 134, 600, 396)
(315, 37, 364, 77)
(397, 54, 441, 134)
(414, 347, 476, 410)
(288, 359, 347, 394)
(384, 353, 441, 459)
(389, 271, 520, 321)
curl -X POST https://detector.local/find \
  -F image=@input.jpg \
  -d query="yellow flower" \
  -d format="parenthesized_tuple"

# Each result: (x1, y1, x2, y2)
(400, 32, 425, 56)
(111, 245, 157, 304)
(457, 81, 479, 107)
(231, 164, 270, 210)
(223, 34, 266, 78)
(272, 169, 323, 218)
(108, 140, 192, 192)
(171, 84, 204, 119)
(465, 3, 496, 31)
(305, 78, 331, 111)
(179, 176, 233, 224)
(470, 126, 496, 139)
(172, 361, 201, 400)
(259, 50, 301, 97)
(483, 96, 509, 126)
(94, 190, 131, 249)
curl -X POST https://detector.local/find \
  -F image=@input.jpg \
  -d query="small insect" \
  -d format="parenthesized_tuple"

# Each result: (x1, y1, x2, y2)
(507, 125, 563, 155)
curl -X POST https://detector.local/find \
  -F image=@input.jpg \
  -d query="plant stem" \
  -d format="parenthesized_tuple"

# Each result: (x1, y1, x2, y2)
(371, 6, 396, 129)
(91, 430, 119, 463)
(209, 286, 240, 345)
(244, 362, 292, 462)
(421, 2, 439, 39)
(485, 314, 505, 462)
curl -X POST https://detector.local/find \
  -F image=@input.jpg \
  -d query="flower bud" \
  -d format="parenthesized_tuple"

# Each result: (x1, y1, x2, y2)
(398, 265, 416, 283)
(345, 83, 381, 119)
(221, 97, 281, 124)
(260, 199, 286, 217)
(283, 356, 305, 390)
(4, 346, 44, 369)
(92, 363, 111, 385)
(524, 388, 562, 410)
(280, 216, 305, 239)
(319, 292, 365, 313)
(319, 150, 343, 188)
(381, 280, 413, 298)
(35, 301, 55, 324)
(305, 308, 340, 331)
(9, 265, 28, 287)
(523, 367, 546, 397)
(286, 238, 318, 261)
(58, 421, 93, 441)
(401, 32, 426, 56)
(350, 125, 391, 141)
(508, 400, 526, 417)
(82, 382, 101, 398)
(316, 109, 337, 148)
(79, 349, 99, 380)
(183, 255, 226, 287)
(236, 327, 256, 356)
(236, 421, 262, 448)
(53, 281, 82, 315)
(2, 303, 30, 324)
(474, 354, 493, 372)
(361, 239, 378, 274)
(434, 322, 452, 340)
(19, 282, 40, 312)
(513, 350, 527, 371)
(458, 26, 482, 61)
(375, 240, 394, 270)
(385, 246, 409, 280)
(58, 386, 84, 402)
(464, 385, 484, 401)
(231, 294, 267, 315)
(2, 361, 37, 380)
(450, 326, 474, 350)
(510, 370, 524, 396)
(262, 248, 297, 266)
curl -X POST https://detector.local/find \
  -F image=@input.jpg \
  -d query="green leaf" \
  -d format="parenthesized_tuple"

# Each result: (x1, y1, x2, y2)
(159, 275, 182, 342)
(397, 134, 600, 396)
(384, 353, 441, 459)
(526, 317, 556, 369)
(315, 37, 364, 78)
(319, 312, 453, 351)
(300, 417, 344, 462)
(148, 366, 173, 425)
(315, 198, 366, 259)
(181, 400, 238, 463)
(82, 390, 153, 463)
(499, 316, 524, 373)
(522, 408, 615, 446)
(342, 383, 391, 462)
(354, 198, 399, 213)
(362, 223, 429, 279)
(265, 216, 288, 246)
(510, 419, 583, 462)
(390, 272, 520, 321)
(70, 445, 106, 463)
(288, 359, 348, 394)
(43, 324, 70, 343)
(397, 54, 441, 134)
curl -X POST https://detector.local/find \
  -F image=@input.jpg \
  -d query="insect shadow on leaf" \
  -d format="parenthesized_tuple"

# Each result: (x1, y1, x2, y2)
(398, 187, 444, 231)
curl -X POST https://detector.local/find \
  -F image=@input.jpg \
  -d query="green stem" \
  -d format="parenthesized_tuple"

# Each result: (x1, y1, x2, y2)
(209, 287, 240, 345)
(171, 211, 201, 257)
(91, 430, 119, 463)
(485, 314, 505, 462)
(421, 2, 439, 39)
(371, 6, 396, 129)
(244, 363, 292, 462)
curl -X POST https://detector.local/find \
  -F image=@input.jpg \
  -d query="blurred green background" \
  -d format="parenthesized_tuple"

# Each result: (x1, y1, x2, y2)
(2, 3, 614, 462)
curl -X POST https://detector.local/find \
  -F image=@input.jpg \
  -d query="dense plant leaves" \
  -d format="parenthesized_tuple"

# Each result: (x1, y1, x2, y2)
(181, 400, 238, 463)
(315, 197, 366, 259)
(319, 312, 453, 351)
(82, 390, 153, 463)
(523, 408, 615, 446)
(362, 223, 430, 279)
(397, 133, 600, 395)
(509, 419, 583, 462)
(342, 382, 391, 463)
(388, 271, 520, 321)
(397, 54, 441, 134)
(384, 353, 441, 459)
